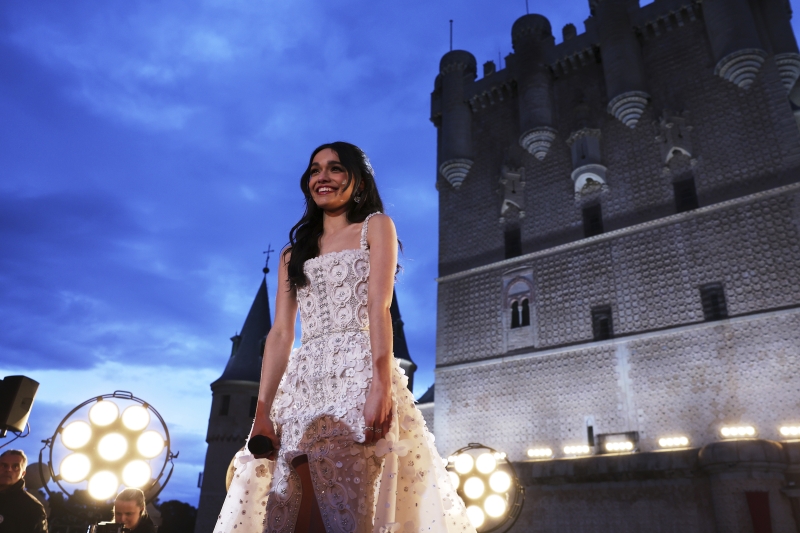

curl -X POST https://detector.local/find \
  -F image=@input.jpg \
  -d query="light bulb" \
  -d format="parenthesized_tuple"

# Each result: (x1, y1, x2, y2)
(61, 421, 92, 450)
(137, 431, 165, 458)
(88, 471, 119, 500)
(122, 460, 151, 488)
(122, 405, 150, 431)
(489, 470, 511, 493)
(454, 453, 474, 474)
(465, 506, 485, 528)
(475, 453, 497, 474)
(60, 454, 91, 483)
(448, 471, 460, 490)
(98, 433, 128, 461)
(89, 401, 119, 427)
(484, 494, 506, 518)
(463, 477, 485, 499)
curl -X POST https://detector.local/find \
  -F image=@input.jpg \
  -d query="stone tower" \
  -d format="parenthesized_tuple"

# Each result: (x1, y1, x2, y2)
(194, 274, 271, 533)
(431, 0, 800, 531)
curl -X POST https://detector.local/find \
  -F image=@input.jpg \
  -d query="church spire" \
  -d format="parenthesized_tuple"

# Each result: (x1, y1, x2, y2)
(391, 290, 417, 393)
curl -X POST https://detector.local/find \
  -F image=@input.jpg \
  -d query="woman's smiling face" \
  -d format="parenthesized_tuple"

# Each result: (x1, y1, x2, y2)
(308, 148, 356, 214)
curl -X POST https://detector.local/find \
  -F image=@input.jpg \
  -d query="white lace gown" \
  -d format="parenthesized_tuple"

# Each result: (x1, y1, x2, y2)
(215, 213, 475, 533)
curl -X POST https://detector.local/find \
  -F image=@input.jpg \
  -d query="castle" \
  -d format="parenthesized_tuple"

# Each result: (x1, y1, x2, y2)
(193, 270, 417, 533)
(428, 0, 800, 531)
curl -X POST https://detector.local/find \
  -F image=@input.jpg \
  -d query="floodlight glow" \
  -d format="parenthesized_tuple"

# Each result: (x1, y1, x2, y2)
(137, 431, 165, 458)
(89, 401, 119, 426)
(484, 494, 507, 518)
(61, 421, 92, 450)
(476, 453, 497, 474)
(658, 436, 689, 448)
(448, 471, 460, 490)
(88, 471, 119, 500)
(122, 460, 151, 488)
(489, 471, 511, 493)
(60, 454, 91, 483)
(463, 477, 485, 499)
(122, 405, 150, 431)
(564, 445, 591, 455)
(604, 441, 634, 452)
(780, 426, 800, 437)
(526, 447, 553, 458)
(720, 426, 755, 438)
(465, 506, 485, 528)
(98, 433, 128, 461)
(454, 453, 474, 474)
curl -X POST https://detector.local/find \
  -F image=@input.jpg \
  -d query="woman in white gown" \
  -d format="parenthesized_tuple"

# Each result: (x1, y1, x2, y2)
(215, 142, 475, 533)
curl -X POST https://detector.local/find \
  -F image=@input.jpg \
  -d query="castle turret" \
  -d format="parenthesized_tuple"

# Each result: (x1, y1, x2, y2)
(701, 0, 767, 89)
(591, 0, 650, 127)
(194, 273, 272, 533)
(757, 0, 800, 92)
(512, 14, 558, 160)
(438, 50, 477, 189)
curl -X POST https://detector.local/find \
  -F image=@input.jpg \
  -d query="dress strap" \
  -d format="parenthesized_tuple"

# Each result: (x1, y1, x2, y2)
(360, 212, 382, 250)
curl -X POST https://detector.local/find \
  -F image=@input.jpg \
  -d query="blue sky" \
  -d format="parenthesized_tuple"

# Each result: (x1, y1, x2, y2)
(3, 0, 799, 506)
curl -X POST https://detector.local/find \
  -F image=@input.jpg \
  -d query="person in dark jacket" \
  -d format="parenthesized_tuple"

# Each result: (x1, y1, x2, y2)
(113, 488, 155, 533)
(0, 449, 48, 533)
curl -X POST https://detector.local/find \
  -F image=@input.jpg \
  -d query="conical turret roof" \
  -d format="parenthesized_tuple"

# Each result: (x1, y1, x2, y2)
(213, 276, 271, 384)
(391, 290, 416, 370)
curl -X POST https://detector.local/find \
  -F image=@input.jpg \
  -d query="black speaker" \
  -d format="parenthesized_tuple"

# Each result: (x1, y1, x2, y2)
(0, 376, 39, 433)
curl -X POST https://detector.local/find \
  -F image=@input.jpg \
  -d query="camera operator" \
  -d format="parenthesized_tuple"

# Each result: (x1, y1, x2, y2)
(113, 489, 155, 533)
(0, 450, 47, 533)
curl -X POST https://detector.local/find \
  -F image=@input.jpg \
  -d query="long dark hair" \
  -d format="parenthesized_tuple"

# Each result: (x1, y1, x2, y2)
(284, 142, 385, 288)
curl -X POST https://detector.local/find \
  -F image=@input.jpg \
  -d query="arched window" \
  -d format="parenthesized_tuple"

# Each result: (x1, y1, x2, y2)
(511, 301, 520, 328)
(521, 299, 530, 327)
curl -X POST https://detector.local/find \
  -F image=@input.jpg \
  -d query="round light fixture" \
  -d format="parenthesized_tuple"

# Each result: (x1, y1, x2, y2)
(122, 405, 150, 431)
(463, 477, 485, 500)
(60, 454, 91, 483)
(448, 471, 460, 490)
(61, 421, 92, 450)
(88, 471, 119, 500)
(454, 453, 474, 474)
(484, 494, 507, 518)
(89, 401, 119, 427)
(466, 505, 486, 528)
(122, 460, 151, 488)
(489, 470, 511, 493)
(475, 453, 497, 474)
(98, 433, 128, 461)
(137, 431, 165, 458)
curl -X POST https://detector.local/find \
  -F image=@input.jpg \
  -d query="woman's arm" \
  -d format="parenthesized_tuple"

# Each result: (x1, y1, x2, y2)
(363, 214, 398, 443)
(250, 249, 298, 457)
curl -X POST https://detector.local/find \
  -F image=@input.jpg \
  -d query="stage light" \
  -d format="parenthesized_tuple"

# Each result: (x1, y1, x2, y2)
(122, 405, 150, 431)
(59, 454, 91, 483)
(475, 453, 497, 474)
(720, 425, 755, 438)
(658, 436, 689, 448)
(604, 441, 634, 453)
(484, 494, 506, 518)
(526, 447, 553, 458)
(445, 443, 523, 533)
(122, 460, 151, 488)
(40, 391, 175, 503)
(489, 470, 511, 493)
(564, 445, 591, 455)
(89, 401, 119, 427)
(61, 421, 92, 450)
(88, 471, 119, 500)
(466, 506, 485, 528)
(780, 426, 800, 437)
(137, 431, 165, 458)
(448, 471, 460, 489)
(454, 453, 474, 474)
(464, 477, 485, 499)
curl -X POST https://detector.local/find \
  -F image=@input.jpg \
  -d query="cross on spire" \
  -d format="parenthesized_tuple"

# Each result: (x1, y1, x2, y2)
(263, 244, 275, 274)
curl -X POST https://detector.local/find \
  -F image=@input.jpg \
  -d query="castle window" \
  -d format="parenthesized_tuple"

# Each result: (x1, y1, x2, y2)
(249, 396, 257, 418)
(583, 204, 604, 238)
(511, 301, 520, 328)
(504, 227, 522, 258)
(591, 306, 613, 340)
(700, 283, 727, 321)
(674, 177, 699, 213)
(219, 395, 230, 416)
(521, 298, 530, 327)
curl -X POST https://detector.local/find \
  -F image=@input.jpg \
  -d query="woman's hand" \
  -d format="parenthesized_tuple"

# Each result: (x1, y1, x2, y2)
(363, 383, 393, 444)
(249, 414, 280, 460)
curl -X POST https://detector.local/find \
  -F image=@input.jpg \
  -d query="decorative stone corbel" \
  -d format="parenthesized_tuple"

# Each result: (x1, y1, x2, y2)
(714, 48, 768, 89)
(655, 111, 693, 165)
(499, 166, 525, 218)
(519, 127, 558, 160)
(439, 159, 473, 189)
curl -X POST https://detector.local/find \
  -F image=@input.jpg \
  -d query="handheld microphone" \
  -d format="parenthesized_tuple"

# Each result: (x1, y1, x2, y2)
(247, 435, 275, 455)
